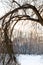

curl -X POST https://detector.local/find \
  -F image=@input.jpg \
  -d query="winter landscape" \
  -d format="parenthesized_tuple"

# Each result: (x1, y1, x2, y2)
(0, 0, 43, 65)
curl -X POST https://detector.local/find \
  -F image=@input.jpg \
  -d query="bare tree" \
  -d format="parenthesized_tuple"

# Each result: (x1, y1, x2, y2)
(0, 0, 43, 65)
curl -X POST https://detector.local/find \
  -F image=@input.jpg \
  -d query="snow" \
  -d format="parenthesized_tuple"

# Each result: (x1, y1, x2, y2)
(17, 55, 43, 65)
(0, 54, 43, 65)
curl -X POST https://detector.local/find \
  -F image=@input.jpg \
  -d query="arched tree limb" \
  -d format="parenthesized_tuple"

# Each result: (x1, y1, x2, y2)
(0, 4, 43, 25)
(0, 3, 43, 65)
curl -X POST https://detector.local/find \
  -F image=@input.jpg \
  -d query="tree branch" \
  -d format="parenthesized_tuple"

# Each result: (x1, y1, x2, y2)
(0, 4, 43, 25)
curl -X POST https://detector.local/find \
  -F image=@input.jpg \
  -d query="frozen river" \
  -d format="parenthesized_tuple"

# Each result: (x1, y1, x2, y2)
(17, 55, 43, 65)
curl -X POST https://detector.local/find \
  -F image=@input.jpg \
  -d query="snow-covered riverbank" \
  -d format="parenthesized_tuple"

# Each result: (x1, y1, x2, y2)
(0, 54, 43, 65)
(17, 55, 43, 65)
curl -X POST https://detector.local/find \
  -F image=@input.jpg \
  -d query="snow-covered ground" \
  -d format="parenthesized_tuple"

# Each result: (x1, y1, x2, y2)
(0, 54, 43, 65)
(17, 55, 43, 65)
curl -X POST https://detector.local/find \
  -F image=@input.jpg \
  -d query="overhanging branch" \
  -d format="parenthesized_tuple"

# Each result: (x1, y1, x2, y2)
(0, 4, 43, 25)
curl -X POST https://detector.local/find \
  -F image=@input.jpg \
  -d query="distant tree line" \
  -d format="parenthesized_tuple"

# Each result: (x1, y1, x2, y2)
(12, 37, 43, 54)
